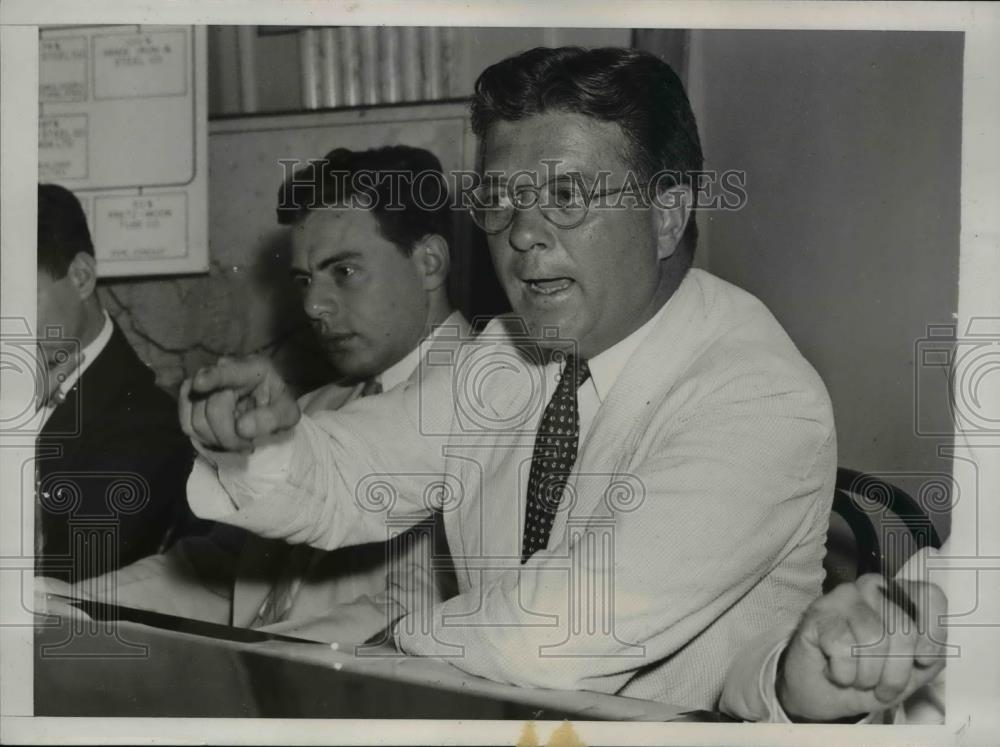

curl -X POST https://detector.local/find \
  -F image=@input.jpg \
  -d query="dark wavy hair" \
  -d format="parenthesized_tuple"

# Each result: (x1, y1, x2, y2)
(276, 145, 452, 256)
(38, 183, 94, 278)
(470, 46, 703, 258)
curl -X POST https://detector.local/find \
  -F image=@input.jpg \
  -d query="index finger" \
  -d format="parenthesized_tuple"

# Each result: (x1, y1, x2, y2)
(235, 396, 301, 441)
(191, 357, 270, 396)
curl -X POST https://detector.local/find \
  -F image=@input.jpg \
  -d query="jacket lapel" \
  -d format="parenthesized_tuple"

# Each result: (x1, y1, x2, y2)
(580, 271, 706, 468)
(549, 271, 709, 540)
(37, 322, 150, 483)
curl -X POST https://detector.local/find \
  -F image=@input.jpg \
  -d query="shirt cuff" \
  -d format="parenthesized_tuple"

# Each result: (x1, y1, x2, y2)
(187, 429, 296, 516)
(760, 640, 796, 722)
(191, 428, 294, 471)
(762, 641, 877, 724)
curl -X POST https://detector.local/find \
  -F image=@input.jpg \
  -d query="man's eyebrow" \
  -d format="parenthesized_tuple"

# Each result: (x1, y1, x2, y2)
(555, 169, 604, 185)
(290, 250, 364, 275)
(497, 169, 602, 184)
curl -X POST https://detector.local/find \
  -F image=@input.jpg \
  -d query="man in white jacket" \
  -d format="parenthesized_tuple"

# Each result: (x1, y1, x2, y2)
(176, 47, 837, 710)
(174, 48, 836, 708)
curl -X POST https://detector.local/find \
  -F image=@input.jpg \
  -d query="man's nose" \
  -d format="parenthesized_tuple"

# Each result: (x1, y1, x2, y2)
(507, 202, 554, 254)
(304, 285, 339, 319)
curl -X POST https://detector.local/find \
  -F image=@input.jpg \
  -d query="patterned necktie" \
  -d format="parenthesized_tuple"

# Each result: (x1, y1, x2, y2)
(521, 355, 591, 563)
(251, 375, 382, 627)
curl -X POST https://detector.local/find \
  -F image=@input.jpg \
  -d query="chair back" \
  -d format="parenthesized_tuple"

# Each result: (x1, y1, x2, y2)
(823, 467, 943, 592)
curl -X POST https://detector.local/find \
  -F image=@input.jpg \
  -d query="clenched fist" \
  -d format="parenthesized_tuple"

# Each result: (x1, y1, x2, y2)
(179, 355, 301, 452)
(777, 572, 947, 722)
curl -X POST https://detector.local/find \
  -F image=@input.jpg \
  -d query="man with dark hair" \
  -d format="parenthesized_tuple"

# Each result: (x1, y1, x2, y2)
(182, 48, 836, 711)
(469, 45, 703, 264)
(34, 183, 194, 581)
(276, 145, 455, 385)
(43, 147, 461, 642)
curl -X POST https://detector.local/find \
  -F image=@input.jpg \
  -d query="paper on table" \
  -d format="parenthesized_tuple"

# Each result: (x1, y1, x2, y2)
(32, 593, 690, 721)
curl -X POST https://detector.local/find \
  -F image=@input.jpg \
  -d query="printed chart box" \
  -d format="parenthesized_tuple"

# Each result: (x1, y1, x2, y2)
(93, 30, 188, 100)
(94, 193, 188, 262)
(39, 36, 89, 104)
(38, 115, 89, 181)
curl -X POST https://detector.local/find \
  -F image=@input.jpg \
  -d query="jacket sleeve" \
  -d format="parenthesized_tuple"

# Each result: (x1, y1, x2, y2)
(187, 358, 455, 549)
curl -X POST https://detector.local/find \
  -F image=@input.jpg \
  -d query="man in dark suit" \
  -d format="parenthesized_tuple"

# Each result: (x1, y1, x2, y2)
(35, 183, 195, 582)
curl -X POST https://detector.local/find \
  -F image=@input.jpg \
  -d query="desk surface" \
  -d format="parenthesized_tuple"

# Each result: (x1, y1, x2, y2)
(33, 593, 691, 721)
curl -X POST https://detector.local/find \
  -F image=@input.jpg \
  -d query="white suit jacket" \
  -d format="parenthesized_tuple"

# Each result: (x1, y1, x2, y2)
(71, 314, 471, 639)
(193, 269, 837, 709)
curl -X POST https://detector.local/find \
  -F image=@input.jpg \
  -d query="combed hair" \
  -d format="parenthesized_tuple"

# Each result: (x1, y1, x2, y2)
(275, 145, 452, 255)
(470, 46, 703, 257)
(38, 183, 94, 277)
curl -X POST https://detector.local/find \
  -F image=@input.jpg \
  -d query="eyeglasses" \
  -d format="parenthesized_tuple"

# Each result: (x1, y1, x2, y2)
(467, 176, 627, 234)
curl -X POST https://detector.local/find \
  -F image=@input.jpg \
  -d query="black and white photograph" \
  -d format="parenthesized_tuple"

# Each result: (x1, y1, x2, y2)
(1, 2, 998, 746)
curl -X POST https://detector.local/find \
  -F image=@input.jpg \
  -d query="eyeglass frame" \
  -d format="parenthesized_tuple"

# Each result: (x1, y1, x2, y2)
(466, 174, 632, 234)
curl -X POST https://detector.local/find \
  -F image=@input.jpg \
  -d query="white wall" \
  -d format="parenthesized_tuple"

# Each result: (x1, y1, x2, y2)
(689, 30, 963, 538)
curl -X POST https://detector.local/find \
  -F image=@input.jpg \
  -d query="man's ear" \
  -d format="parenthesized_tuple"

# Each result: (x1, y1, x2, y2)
(66, 252, 98, 301)
(412, 234, 450, 291)
(652, 185, 692, 261)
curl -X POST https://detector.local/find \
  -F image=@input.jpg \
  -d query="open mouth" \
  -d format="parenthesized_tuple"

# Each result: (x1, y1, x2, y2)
(524, 277, 574, 295)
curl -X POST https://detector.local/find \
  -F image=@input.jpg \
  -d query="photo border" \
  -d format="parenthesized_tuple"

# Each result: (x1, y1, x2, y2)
(2, 2, 998, 745)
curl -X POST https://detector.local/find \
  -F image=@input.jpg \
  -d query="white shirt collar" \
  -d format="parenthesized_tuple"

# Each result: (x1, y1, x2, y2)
(378, 310, 463, 392)
(584, 300, 671, 403)
(61, 310, 114, 393)
(37, 311, 114, 429)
